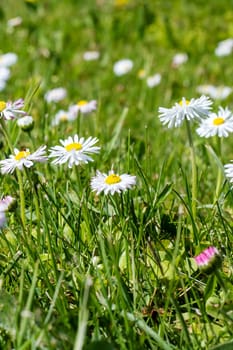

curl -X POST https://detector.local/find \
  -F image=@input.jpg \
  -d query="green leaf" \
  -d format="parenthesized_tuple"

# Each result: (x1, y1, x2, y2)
(209, 340, 233, 350)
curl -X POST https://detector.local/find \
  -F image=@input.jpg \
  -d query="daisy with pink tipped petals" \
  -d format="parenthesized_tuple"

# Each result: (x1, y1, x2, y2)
(158, 95, 212, 128)
(194, 246, 221, 273)
(0, 98, 26, 120)
(91, 170, 136, 195)
(49, 135, 100, 168)
(0, 146, 47, 174)
(196, 107, 233, 138)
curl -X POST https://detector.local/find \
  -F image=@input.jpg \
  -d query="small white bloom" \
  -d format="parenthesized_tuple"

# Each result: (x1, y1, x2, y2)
(215, 38, 233, 57)
(146, 73, 161, 88)
(91, 170, 136, 195)
(83, 51, 100, 61)
(0, 98, 26, 120)
(158, 95, 213, 128)
(51, 109, 77, 126)
(196, 107, 233, 138)
(0, 53, 18, 67)
(7, 16, 23, 28)
(0, 195, 15, 212)
(0, 146, 47, 174)
(224, 162, 233, 182)
(196, 85, 232, 100)
(44, 87, 67, 103)
(0, 67, 11, 81)
(69, 100, 97, 116)
(49, 134, 100, 168)
(113, 59, 133, 76)
(172, 53, 188, 67)
(17, 115, 34, 131)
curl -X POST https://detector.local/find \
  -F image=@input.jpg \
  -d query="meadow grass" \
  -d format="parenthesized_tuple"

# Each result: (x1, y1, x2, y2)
(0, 0, 233, 349)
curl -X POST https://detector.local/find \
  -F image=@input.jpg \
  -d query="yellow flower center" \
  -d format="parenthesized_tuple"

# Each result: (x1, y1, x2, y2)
(213, 117, 224, 126)
(138, 69, 146, 78)
(15, 150, 30, 161)
(179, 99, 190, 106)
(0, 101, 6, 112)
(65, 142, 82, 152)
(105, 174, 121, 185)
(60, 114, 68, 121)
(77, 100, 88, 107)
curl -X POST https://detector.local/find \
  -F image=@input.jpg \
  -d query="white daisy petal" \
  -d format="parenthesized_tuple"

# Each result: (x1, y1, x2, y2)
(158, 95, 213, 128)
(91, 170, 136, 195)
(49, 134, 100, 168)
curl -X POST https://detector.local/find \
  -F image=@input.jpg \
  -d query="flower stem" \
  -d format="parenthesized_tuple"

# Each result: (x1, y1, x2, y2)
(17, 169, 26, 229)
(214, 137, 223, 203)
(185, 120, 197, 220)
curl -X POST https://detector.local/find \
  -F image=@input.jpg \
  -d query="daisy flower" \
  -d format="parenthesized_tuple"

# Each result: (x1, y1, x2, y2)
(0, 98, 26, 120)
(224, 162, 233, 183)
(44, 87, 67, 103)
(215, 38, 233, 57)
(83, 51, 100, 61)
(197, 85, 232, 100)
(158, 95, 213, 128)
(49, 135, 100, 168)
(172, 53, 188, 67)
(69, 100, 97, 116)
(146, 73, 161, 88)
(0, 146, 47, 174)
(194, 246, 222, 273)
(0, 195, 16, 212)
(196, 107, 233, 138)
(0, 67, 11, 81)
(113, 59, 133, 76)
(51, 109, 77, 126)
(0, 53, 18, 67)
(7, 16, 23, 28)
(91, 170, 136, 195)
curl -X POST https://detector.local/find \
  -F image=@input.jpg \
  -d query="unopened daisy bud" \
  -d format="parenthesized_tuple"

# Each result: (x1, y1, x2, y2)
(194, 246, 222, 274)
(17, 115, 34, 132)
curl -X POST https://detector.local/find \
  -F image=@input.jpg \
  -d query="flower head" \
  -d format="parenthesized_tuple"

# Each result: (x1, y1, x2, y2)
(194, 246, 222, 273)
(215, 38, 233, 57)
(91, 170, 136, 195)
(0, 98, 26, 120)
(49, 135, 100, 168)
(44, 87, 67, 103)
(158, 95, 213, 128)
(224, 161, 233, 183)
(172, 53, 188, 67)
(146, 73, 161, 88)
(0, 53, 18, 67)
(0, 146, 47, 174)
(83, 51, 100, 61)
(69, 100, 97, 116)
(196, 85, 232, 100)
(196, 107, 233, 138)
(0, 195, 16, 212)
(113, 59, 133, 76)
(17, 115, 34, 131)
(51, 109, 77, 126)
